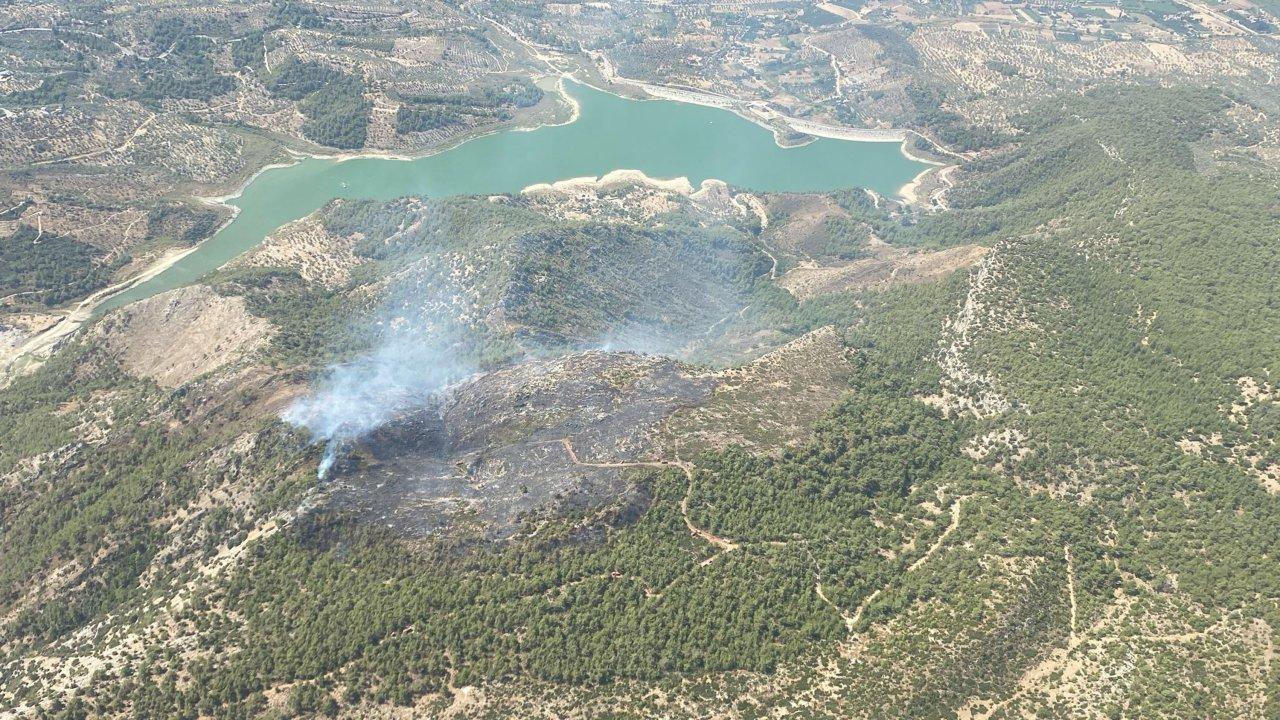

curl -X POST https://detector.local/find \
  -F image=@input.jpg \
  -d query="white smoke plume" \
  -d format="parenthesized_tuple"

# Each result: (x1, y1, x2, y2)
(282, 273, 476, 479)
(282, 215, 761, 479)
(283, 338, 465, 478)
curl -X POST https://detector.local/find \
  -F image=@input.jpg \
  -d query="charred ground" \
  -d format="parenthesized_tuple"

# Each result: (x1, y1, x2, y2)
(3, 2, 1280, 718)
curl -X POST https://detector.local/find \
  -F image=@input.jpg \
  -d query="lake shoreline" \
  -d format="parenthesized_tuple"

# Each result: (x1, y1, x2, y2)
(205, 71, 932, 205)
(897, 144, 950, 205)
(555, 71, 958, 208)
(582, 71, 913, 149)
(0, 243, 203, 383)
(521, 168, 696, 196)
(195, 73, 587, 209)
(189, 73, 934, 234)
(4, 76, 930, 377)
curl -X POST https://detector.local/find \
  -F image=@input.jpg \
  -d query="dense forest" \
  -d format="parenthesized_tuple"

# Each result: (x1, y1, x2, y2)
(0, 225, 119, 306)
(393, 80, 544, 135)
(265, 60, 371, 149)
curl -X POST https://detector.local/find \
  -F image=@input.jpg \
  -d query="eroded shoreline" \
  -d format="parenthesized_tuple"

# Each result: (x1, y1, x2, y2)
(3, 74, 940, 379)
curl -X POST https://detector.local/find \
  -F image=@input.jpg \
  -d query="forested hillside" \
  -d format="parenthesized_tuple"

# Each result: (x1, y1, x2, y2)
(2, 83, 1278, 719)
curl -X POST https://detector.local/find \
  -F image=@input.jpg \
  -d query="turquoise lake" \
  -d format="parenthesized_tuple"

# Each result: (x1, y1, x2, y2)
(102, 80, 925, 311)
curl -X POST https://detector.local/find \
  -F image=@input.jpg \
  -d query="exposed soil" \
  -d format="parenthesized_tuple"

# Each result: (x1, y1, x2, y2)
(779, 242, 989, 301)
(95, 285, 272, 388)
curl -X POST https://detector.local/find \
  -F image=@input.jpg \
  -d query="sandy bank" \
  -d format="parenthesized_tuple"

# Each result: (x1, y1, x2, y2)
(513, 75, 580, 130)
(582, 67, 917, 156)
(521, 169, 696, 196)
(0, 244, 202, 382)
(896, 134, 956, 205)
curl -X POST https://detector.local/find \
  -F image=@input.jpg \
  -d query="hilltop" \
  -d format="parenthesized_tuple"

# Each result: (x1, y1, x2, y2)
(2, 1, 1280, 718)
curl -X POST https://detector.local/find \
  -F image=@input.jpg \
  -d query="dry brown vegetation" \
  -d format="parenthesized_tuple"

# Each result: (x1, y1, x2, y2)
(95, 285, 272, 388)
(779, 240, 988, 300)
(659, 326, 855, 456)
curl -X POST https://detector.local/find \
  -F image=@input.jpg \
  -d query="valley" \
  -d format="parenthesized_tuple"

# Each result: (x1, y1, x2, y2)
(2, 1, 1279, 718)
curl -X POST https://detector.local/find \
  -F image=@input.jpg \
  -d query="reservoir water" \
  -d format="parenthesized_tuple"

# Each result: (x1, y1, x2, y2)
(102, 80, 926, 311)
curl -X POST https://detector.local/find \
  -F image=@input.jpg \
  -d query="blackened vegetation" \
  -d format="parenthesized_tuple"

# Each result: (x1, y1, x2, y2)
(326, 352, 715, 538)
(110, 334, 967, 715)
(7, 84, 1280, 718)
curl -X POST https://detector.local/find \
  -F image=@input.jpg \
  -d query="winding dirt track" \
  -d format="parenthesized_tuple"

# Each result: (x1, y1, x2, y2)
(560, 434, 974, 627)
(843, 496, 968, 629)
(33, 113, 157, 167)
(556, 438, 739, 553)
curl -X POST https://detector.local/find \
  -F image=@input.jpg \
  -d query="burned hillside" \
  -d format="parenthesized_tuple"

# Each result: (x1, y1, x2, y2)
(325, 351, 715, 538)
